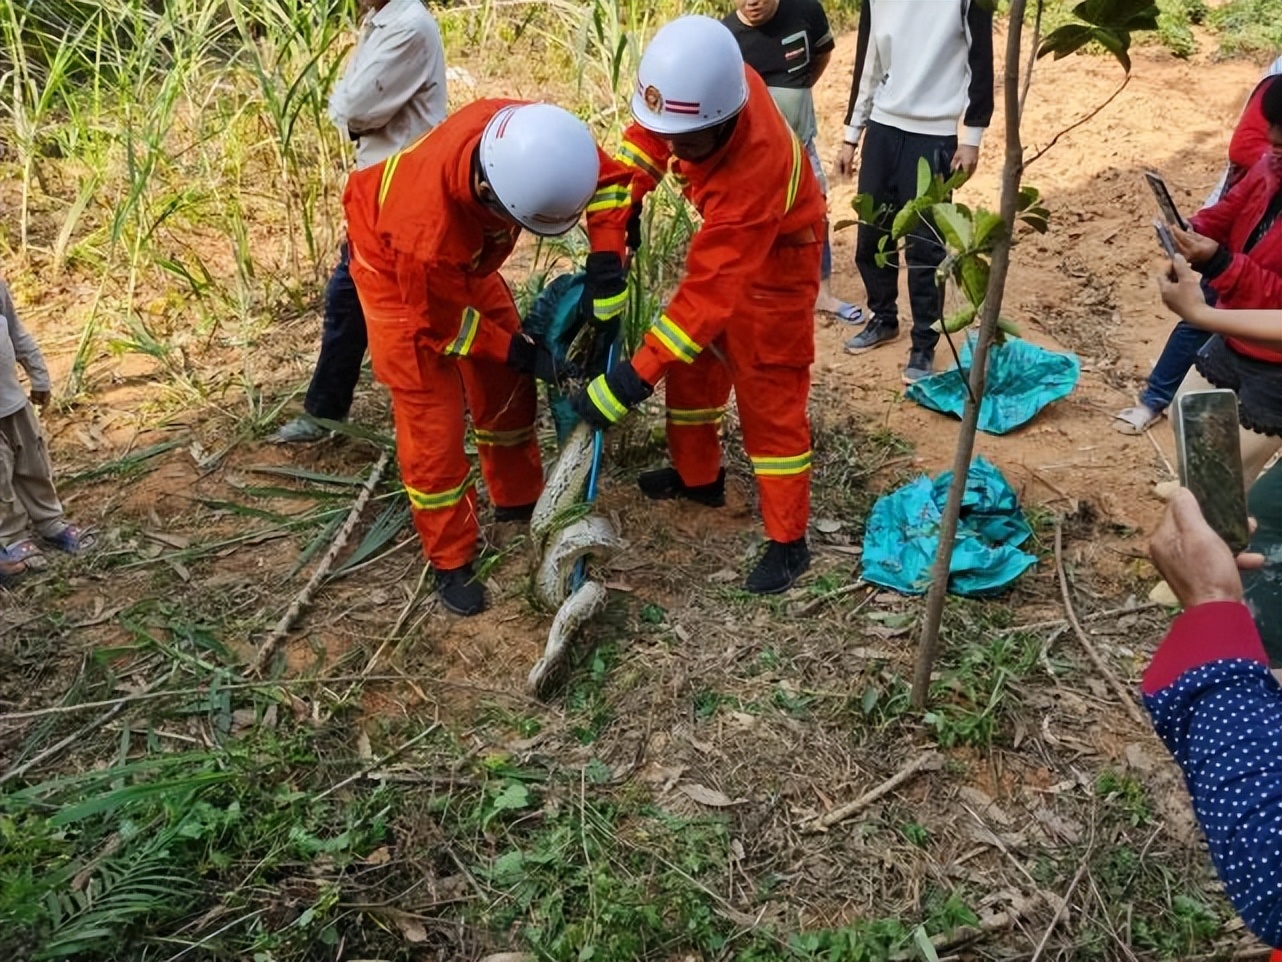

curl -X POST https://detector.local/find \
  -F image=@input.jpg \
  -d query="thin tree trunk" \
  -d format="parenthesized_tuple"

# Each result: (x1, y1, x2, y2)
(911, 1, 1028, 709)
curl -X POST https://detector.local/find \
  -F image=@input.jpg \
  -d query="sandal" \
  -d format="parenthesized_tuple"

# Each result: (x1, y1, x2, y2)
(40, 524, 96, 555)
(1113, 404, 1163, 435)
(3, 539, 47, 570)
(0, 555, 26, 586)
(834, 302, 866, 325)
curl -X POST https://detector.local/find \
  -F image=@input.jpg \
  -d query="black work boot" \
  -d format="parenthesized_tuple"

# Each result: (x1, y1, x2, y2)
(435, 562, 487, 616)
(744, 538, 811, 595)
(637, 466, 726, 507)
(494, 502, 536, 523)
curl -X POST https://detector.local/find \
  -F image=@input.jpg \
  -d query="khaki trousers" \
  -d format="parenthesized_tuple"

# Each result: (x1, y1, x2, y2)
(0, 402, 65, 547)
(1173, 369, 1282, 489)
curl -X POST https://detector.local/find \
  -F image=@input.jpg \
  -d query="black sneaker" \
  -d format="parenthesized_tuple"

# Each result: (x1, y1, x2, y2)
(843, 319, 900, 355)
(435, 563, 486, 616)
(494, 502, 536, 523)
(744, 538, 811, 595)
(637, 466, 726, 507)
(902, 348, 935, 384)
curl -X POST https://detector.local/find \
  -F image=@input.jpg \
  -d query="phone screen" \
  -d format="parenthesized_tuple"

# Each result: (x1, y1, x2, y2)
(1145, 171, 1188, 231)
(1154, 218, 1176, 258)
(1175, 390, 1251, 553)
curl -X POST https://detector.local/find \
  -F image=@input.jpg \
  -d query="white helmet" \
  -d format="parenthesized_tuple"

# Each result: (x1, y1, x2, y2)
(480, 103, 601, 236)
(631, 16, 748, 136)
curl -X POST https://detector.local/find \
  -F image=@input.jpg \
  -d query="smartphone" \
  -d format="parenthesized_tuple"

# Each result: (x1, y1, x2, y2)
(1145, 171, 1188, 231)
(1153, 218, 1177, 259)
(1174, 390, 1251, 554)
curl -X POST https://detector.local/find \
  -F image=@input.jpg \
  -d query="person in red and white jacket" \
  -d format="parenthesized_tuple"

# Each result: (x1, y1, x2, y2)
(1145, 489, 1281, 950)
(1172, 75, 1282, 487)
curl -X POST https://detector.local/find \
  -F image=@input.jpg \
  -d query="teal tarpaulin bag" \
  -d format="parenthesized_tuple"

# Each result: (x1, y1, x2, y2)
(861, 456, 1037, 597)
(521, 273, 590, 445)
(905, 334, 1080, 435)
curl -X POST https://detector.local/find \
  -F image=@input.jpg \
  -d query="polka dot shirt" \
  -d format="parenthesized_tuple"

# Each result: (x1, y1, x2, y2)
(1143, 601, 1282, 950)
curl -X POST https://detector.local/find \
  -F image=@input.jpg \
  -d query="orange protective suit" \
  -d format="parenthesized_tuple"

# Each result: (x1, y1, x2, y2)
(591, 68, 826, 543)
(343, 99, 631, 569)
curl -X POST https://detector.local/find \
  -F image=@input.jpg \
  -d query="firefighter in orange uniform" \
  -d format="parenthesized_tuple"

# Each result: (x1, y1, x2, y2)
(343, 101, 632, 615)
(574, 15, 826, 594)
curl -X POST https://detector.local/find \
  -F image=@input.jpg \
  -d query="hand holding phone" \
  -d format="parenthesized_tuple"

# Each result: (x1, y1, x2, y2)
(1174, 389, 1251, 554)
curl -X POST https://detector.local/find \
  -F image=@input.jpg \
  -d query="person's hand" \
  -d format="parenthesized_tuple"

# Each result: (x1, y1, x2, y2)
(1155, 254, 1209, 322)
(835, 142, 857, 182)
(1171, 225, 1219, 267)
(581, 251, 629, 328)
(951, 144, 980, 179)
(506, 334, 579, 386)
(1149, 488, 1263, 608)
(571, 361, 654, 431)
(29, 389, 50, 408)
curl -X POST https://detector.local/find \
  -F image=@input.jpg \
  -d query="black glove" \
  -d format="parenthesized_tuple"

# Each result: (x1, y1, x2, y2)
(572, 360, 653, 431)
(626, 204, 643, 254)
(581, 251, 629, 327)
(507, 334, 579, 385)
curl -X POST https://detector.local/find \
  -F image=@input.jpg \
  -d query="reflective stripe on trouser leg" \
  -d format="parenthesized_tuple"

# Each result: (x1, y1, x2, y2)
(740, 365, 812, 544)
(461, 353, 544, 511)
(664, 348, 731, 488)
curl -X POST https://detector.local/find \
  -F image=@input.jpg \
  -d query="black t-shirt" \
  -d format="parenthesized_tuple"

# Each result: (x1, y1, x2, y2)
(722, 0, 836, 91)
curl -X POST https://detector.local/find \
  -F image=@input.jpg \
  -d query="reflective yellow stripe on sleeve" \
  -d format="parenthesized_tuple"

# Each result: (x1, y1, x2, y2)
(666, 406, 725, 426)
(785, 134, 802, 214)
(587, 375, 628, 423)
(443, 307, 481, 357)
(405, 472, 474, 511)
(593, 289, 628, 321)
(649, 314, 700, 364)
(474, 426, 535, 447)
(616, 140, 664, 182)
(587, 184, 631, 213)
(750, 451, 813, 477)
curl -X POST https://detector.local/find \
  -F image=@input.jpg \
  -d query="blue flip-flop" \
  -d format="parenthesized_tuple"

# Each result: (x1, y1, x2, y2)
(835, 303, 866, 325)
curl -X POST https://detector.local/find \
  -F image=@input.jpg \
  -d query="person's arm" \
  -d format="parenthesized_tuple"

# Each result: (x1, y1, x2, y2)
(1157, 255, 1282, 345)
(1145, 491, 1282, 950)
(960, 0, 994, 148)
(841, 0, 878, 146)
(0, 282, 51, 403)
(585, 146, 641, 260)
(328, 20, 440, 136)
(807, 0, 836, 87)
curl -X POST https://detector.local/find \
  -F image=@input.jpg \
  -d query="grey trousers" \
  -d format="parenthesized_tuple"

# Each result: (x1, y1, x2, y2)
(0, 402, 65, 547)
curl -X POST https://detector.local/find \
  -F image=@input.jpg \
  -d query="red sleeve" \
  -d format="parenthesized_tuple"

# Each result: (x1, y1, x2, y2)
(1189, 184, 1240, 246)
(614, 124, 670, 208)
(585, 146, 637, 259)
(1228, 80, 1274, 171)
(1142, 601, 1268, 695)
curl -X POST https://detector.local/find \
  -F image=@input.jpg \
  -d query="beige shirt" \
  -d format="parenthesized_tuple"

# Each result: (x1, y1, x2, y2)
(328, 1, 447, 170)
(0, 279, 51, 419)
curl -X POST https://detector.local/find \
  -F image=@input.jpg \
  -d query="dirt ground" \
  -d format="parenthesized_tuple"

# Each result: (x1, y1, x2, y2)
(2, 22, 1278, 961)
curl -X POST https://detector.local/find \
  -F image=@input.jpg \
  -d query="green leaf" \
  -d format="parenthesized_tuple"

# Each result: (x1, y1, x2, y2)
(891, 199, 926, 239)
(1090, 26, 1133, 71)
(931, 304, 978, 335)
(1017, 186, 1043, 212)
(972, 210, 1007, 249)
(958, 257, 991, 306)
(916, 156, 931, 197)
(914, 925, 941, 962)
(997, 316, 1024, 338)
(831, 218, 858, 232)
(491, 781, 532, 812)
(932, 204, 973, 250)
(1038, 23, 1094, 59)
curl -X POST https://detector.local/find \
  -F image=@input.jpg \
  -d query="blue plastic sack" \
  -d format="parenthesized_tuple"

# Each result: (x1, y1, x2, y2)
(861, 456, 1037, 597)
(905, 334, 1080, 435)
(522, 273, 589, 445)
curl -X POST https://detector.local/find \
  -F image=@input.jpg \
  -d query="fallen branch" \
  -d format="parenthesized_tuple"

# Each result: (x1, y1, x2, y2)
(1028, 863, 1087, 962)
(1055, 521, 1147, 726)
(0, 671, 173, 785)
(250, 449, 391, 676)
(997, 601, 1163, 636)
(794, 580, 870, 617)
(935, 893, 1044, 950)
(805, 751, 941, 832)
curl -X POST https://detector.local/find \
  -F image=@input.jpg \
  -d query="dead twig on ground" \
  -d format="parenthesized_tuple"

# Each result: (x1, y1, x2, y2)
(250, 450, 390, 676)
(1055, 521, 1147, 726)
(935, 893, 1045, 950)
(794, 581, 870, 617)
(0, 670, 174, 785)
(804, 751, 941, 832)
(998, 601, 1163, 636)
(1028, 862, 1087, 962)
